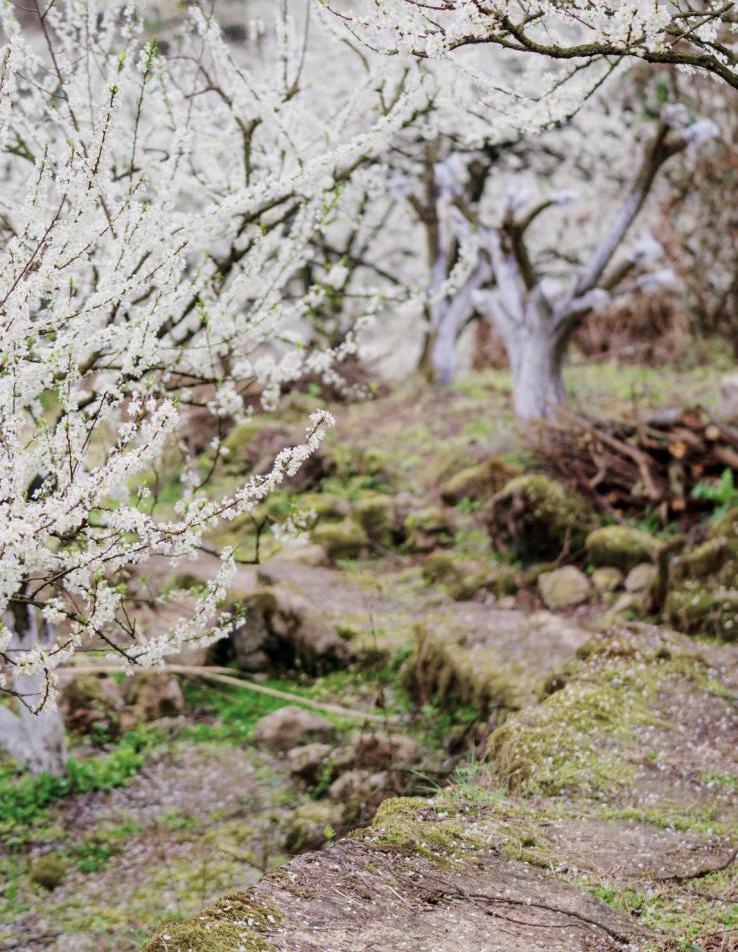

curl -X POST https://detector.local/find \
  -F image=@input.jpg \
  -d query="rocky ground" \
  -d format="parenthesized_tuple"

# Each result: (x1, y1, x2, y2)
(2, 365, 737, 951)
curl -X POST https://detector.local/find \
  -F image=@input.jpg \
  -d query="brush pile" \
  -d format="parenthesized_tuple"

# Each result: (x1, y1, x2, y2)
(532, 407, 738, 524)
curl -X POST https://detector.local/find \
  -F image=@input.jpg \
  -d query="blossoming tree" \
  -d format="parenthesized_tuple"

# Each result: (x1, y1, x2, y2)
(0, 0, 421, 772)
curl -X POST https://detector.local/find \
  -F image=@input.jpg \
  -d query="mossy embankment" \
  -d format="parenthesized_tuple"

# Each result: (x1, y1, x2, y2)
(143, 623, 738, 951)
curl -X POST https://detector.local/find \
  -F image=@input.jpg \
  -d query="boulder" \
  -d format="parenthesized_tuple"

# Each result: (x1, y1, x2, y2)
(421, 553, 488, 601)
(351, 494, 398, 548)
(121, 673, 185, 728)
(310, 518, 370, 560)
(254, 706, 335, 752)
(269, 543, 330, 568)
(283, 801, 342, 853)
(402, 507, 454, 553)
(328, 769, 390, 821)
(59, 674, 124, 740)
(708, 507, 738, 555)
(591, 567, 624, 593)
(538, 567, 592, 610)
(351, 731, 418, 770)
(440, 457, 518, 506)
(287, 742, 335, 782)
(670, 537, 730, 584)
(232, 586, 351, 675)
(585, 525, 656, 572)
(487, 475, 592, 563)
(664, 583, 738, 641)
(624, 562, 658, 593)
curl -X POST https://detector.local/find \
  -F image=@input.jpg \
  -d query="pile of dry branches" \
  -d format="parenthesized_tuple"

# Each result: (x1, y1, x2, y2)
(532, 407, 738, 524)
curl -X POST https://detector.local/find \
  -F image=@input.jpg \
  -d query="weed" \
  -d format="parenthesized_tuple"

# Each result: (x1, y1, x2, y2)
(691, 469, 738, 518)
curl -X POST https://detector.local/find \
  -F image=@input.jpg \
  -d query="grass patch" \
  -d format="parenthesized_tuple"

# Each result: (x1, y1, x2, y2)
(0, 726, 158, 839)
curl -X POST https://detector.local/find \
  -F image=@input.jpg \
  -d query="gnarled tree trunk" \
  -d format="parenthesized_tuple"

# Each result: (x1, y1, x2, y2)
(0, 604, 68, 775)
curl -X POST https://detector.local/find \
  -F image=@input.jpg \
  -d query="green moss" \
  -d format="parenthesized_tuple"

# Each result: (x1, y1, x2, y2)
(402, 507, 454, 553)
(350, 796, 485, 863)
(487, 630, 706, 796)
(143, 894, 282, 952)
(440, 457, 518, 506)
(351, 494, 397, 546)
(401, 627, 519, 719)
(708, 506, 738, 554)
(670, 537, 729, 583)
(310, 518, 370, 560)
(29, 855, 67, 890)
(585, 525, 656, 572)
(664, 582, 738, 641)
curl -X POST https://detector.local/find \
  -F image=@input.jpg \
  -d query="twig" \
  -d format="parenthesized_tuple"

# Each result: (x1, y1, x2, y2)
(58, 663, 400, 723)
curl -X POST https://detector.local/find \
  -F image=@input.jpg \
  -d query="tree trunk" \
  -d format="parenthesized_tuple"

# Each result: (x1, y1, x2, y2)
(506, 327, 566, 422)
(0, 605, 68, 775)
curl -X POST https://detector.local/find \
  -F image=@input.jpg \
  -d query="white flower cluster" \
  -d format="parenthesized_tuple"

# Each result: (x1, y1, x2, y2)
(0, 1, 409, 705)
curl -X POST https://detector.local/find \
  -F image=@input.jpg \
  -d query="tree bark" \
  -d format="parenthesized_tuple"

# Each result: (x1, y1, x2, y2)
(1, 605, 68, 775)
(506, 327, 566, 421)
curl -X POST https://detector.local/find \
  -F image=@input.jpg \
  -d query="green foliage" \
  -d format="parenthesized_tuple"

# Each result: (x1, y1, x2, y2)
(0, 726, 156, 833)
(691, 469, 738, 518)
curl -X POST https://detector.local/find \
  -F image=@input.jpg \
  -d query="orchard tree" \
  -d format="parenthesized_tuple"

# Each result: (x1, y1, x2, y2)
(323, 1, 738, 91)
(0, 0, 422, 773)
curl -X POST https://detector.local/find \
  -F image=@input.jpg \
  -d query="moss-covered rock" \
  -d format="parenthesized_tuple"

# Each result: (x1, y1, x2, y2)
(669, 537, 730, 584)
(486, 628, 707, 795)
(664, 582, 738, 641)
(486, 475, 593, 563)
(585, 525, 656, 572)
(29, 855, 67, 890)
(402, 507, 454, 553)
(440, 457, 519, 506)
(59, 674, 123, 741)
(283, 801, 341, 853)
(538, 566, 592, 610)
(708, 507, 738, 555)
(421, 553, 488, 601)
(591, 566, 624, 593)
(351, 494, 398, 548)
(143, 894, 281, 952)
(310, 518, 370, 560)
(400, 626, 520, 719)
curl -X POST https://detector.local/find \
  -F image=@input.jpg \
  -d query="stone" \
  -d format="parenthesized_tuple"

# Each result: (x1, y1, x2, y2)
(402, 507, 455, 553)
(269, 543, 330, 567)
(121, 673, 184, 728)
(287, 742, 335, 782)
(709, 507, 738, 555)
(538, 566, 592, 610)
(254, 706, 335, 752)
(664, 583, 738, 641)
(487, 475, 593, 563)
(670, 537, 730, 583)
(310, 518, 370, 560)
(283, 801, 342, 853)
(351, 494, 398, 548)
(59, 674, 124, 740)
(585, 525, 656, 572)
(718, 373, 738, 422)
(440, 457, 518, 506)
(421, 554, 488, 601)
(328, 769, 390, 821)
(351, 731, 418, 770)
(625, 562, 658, 592)
(591, 566, 624, 593)
(231, 586, 351, 675)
